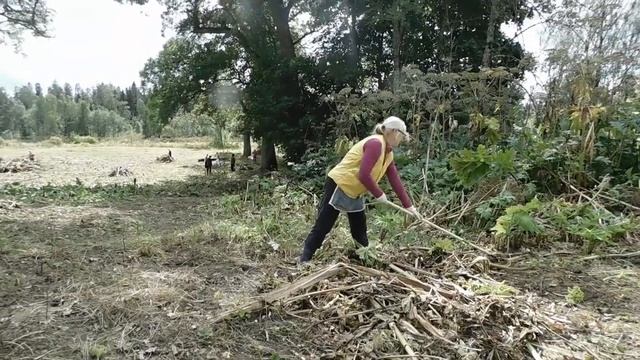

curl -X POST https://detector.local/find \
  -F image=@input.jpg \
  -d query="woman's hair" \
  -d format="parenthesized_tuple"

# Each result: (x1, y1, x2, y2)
(373, 123, 385, 135)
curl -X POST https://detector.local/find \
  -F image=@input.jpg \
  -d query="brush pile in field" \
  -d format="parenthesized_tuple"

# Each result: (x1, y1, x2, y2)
(108, 166, 133, 177)
(0, 199, 20, 210)
(214, 258, 581, 359)
(0, 153, 40, 173)
(156, 154, 174, 163)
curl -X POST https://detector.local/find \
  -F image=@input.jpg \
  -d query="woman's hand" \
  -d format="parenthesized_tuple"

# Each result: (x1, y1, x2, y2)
(406, 206, 422, 219)
(375, 193, 389, 203)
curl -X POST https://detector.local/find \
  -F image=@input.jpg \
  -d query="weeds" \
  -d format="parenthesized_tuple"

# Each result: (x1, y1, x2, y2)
(566, 286, 585, 305)
(491, 197, 638, 253)
(45, 136, 64, 146)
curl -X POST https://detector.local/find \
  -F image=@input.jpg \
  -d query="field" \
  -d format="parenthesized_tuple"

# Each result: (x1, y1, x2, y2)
(0, 140, 226, 187)
(1, 142, 639, 359)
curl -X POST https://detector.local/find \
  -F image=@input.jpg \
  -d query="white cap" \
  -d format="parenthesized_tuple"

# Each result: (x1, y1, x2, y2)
(383, 116, 411, 139)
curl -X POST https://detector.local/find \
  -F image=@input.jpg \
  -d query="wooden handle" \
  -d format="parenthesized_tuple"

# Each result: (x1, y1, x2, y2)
(380, 200, 495, 256)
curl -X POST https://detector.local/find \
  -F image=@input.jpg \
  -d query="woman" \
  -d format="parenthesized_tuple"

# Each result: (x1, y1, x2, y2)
(299, 116, 419, 263)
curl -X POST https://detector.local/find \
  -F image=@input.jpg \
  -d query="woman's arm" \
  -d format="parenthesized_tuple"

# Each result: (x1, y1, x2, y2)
(386, 162, 412, 208)
(358, 139, 385, 198)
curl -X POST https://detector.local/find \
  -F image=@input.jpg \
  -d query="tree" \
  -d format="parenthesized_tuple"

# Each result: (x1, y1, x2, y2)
(0, 0, 52, 49)
(0, 88, 15, 134)
(545, 0, 639, 99)
(89, 109, 129, 137)
(34, 83, 42, 97)
(15, 84, 36, 109)
(58, 97, 78, 136)
(125, 82, 139, 117)
(31, 94, 59, 137)
(42, 94, 60, 136)
(122, 0, 545, 170)
(542, 0, 640, 132)
(123, 0, 311, 170)
(63, 83, 73, 98)
(74, 84, 84, 102)
(140, 37, 235, 124)
(92, 83, 119, 111)
(77, 100, 90, 136)
(135, 98, 148, 134)
(48, 81, 64, 99)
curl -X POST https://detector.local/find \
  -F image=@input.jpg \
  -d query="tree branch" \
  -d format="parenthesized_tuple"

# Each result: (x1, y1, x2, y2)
(219, 6, 254, 57)
(293, 28, 318, 45)
(192, 25, 232, 34)
(286, 0, 299, 12)
(31, 0, 40, 26)
(190, 0, 231, 34)
(0, 0, 49, 36)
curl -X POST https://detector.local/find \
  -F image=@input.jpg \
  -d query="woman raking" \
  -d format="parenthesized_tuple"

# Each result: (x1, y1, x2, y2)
(299, 116, 419, 263)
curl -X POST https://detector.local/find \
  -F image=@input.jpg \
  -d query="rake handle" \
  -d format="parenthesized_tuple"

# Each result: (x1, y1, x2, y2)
(379, 200, 495, 256)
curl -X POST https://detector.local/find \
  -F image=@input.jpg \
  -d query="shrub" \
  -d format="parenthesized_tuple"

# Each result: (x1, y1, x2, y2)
(45, 136, 64, 146)
(71, 135, 98, 144)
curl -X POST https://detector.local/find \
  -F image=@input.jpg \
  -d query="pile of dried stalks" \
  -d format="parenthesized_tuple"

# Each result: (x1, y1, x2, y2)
(0, 153, 40, 173)
(156, 154, 174, 163)
(0, 199, 20, 210)
(213, 257, 583, 359)
(109, 166, 133, 177)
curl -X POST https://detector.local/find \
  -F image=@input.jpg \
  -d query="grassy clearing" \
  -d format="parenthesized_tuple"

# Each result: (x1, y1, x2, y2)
(1, 142, 639, 359)
(0, 143, 244, 188)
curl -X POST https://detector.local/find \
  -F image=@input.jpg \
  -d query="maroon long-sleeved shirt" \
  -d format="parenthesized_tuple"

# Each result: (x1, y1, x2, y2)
(357, 138, 412, 208)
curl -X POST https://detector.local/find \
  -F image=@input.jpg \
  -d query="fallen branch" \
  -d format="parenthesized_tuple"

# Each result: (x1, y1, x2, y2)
(389, 321, 418, 359)
(594, 192, 640, 212)
(527, 343, 543, 360)
(409, 305, 454, 345)
(283, 282, 372, 304)
(336, 321, 378, 349)
(579, 250, 640, 261)
(349, 264, 456, 299)
(388, 263, 456, 299)
(211, 262, 345, 323)
(554, 177, 613, 216)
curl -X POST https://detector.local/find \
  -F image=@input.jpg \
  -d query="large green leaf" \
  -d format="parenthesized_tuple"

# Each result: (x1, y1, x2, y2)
(511, 212, 542, 234)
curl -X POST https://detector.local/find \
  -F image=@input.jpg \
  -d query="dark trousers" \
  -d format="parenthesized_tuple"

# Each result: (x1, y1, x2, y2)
(301, 178, 368, 261)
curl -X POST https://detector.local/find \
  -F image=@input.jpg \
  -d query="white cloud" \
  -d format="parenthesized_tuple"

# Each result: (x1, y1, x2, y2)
(0, 0, 169, 91)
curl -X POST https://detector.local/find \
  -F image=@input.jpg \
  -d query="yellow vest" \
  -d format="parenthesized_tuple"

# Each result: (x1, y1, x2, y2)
(328, 134, 394, 198)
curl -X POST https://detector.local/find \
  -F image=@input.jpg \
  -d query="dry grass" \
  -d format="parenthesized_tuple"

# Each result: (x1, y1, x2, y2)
(0, 194, 267, 359)
(0, 143, 239, 187)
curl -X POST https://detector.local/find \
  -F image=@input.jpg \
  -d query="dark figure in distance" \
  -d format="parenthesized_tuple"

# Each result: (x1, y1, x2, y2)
(204, 155, 213, 175)
(230, 154, 236, 172)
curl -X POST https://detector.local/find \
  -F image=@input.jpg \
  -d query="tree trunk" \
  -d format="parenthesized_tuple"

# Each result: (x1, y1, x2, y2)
(392, 3, 403, 93)
(375, 33, 385, 90)
(243, 131, 251, 157)
(345, 0, 360, 89)
(268, 0, 297, 71)
(265, 0, 299, 172)
(261, 137, 278, 171)
(482, 0, 500, 67)
(268, 0, 300, 96)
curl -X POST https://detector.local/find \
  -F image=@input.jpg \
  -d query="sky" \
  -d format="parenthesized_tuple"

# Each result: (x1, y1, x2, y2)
(503, 18, 550, 95)
(0, 0, 169, 91)
(0, 0, 548, 93)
